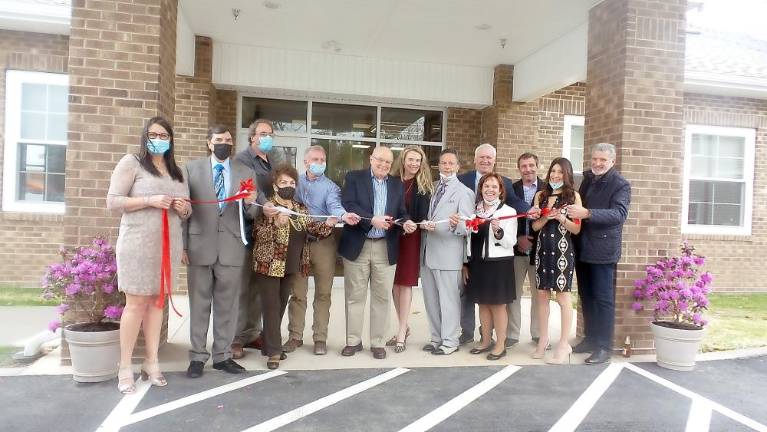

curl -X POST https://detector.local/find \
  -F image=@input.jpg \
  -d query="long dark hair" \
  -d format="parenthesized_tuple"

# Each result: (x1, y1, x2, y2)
(137, 116, 184, 182)
(539, 157, 575, 209)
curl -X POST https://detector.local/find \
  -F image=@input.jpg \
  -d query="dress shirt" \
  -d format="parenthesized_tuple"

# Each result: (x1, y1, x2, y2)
(210, 156, 231, 198)
(297, 172, 346, 219)
(368, 170, 388, 239)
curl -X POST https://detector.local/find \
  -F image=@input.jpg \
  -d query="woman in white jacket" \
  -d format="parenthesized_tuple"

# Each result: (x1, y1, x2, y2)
(461, 173, 517, 360)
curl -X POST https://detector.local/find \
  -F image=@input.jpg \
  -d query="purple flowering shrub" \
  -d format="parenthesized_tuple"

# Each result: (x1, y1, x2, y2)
(632, 241, 712, 329)
(42, 237, 123, 331)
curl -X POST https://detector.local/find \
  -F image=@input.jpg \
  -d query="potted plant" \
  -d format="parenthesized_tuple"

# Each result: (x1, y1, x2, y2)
(43, 237, 124, 382)
(631, 241, 712, 371)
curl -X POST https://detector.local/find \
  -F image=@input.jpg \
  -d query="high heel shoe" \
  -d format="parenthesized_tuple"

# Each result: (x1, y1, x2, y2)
(469, 344, 494, 354)
(117, 366, 136, 394)
(487, 349, 507, 361)
(140, 360, 167, 387)
(545, 344, 573, 365)
(531, 339, 549, 359)
(386, 327, 411, 347)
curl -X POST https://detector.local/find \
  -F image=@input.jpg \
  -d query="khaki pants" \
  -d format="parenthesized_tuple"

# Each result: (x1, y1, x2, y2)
(287, 233, 338, 342)
(507, 255, 539, 340)
(343, 238, 395, 348)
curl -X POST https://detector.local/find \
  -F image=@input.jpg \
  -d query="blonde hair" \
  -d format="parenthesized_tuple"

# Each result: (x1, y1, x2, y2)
(397, 146, 434, 195)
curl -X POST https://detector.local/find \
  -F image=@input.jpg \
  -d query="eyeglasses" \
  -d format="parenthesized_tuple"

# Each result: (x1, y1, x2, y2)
(148, 132, 170, 140)
(371, 155, 393, 165)
(256, 132, 275, 138)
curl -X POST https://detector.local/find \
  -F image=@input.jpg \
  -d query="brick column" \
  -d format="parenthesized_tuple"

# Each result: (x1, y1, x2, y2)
(584, 0, 686, 351)
(173, 36, 214, 165)
(64, 0, 178, 361)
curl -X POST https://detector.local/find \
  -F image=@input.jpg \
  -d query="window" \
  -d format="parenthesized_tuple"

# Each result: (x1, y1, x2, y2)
(562, 115, 585, 173)
(682, 125, 755, 235)
(238, 97, 444, 186)
(3, 70, 68, 213)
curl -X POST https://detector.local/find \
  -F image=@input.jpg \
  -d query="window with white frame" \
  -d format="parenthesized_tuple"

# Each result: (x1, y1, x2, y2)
(562, 115, 585, 173)
(682, 125, 755, 235)
(3, 70, 68, 213)
(239, 97, 445, 187)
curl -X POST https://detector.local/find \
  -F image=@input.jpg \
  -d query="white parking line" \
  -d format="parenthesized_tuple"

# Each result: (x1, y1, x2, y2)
(624, 363, 767, 432)
(686, 399, 712, 432)
(121, 370, 287, 428)
(398, 364, 521, 432)
(241, 367, 410, 432)
(96, 380, 152, 432)
(548, 362, 625, 432)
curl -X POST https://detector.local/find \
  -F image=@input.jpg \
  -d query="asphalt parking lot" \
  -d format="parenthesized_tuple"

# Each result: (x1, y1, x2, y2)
(1, 356, 765, 432)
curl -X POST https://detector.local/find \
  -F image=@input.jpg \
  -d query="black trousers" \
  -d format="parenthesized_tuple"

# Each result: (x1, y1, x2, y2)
(256, 273, 299, 357)
(576, 261, 616, 351)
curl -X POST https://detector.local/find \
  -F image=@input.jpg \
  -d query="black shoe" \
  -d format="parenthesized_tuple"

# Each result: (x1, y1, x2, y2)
(422, 343, 438, 352)
(585, 348, 611, 365)
(458, 333, 474, 345)
(487, 350, 507, 361)
(504, 338, 519, 348)
(341, 343, 363, 356)
(573, 340, 596, 354)
(186, 360, 204, 378)
(213, 358, 246, 374)
(532, 336, 540, 344)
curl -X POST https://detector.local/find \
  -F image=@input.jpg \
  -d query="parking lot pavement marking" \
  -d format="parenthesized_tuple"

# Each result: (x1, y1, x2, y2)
(397, 364, 522, 432)
(685, 399, 713, 432)
(241, 367, 411, 432)
(118, 370, 287, 429)
(96, 380, 152, 432)
(624, 363, 767, 432)
(548, 362, 625, 432)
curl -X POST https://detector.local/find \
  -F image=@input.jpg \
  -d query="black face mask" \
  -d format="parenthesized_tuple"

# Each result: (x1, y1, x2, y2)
(212, 144, 232, 161)
(276, 186, 296, 200)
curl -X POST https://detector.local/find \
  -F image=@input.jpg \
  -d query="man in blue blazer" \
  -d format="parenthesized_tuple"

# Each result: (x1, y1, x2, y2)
(456, 143, 533, 345)
(338, 146, 417, 360)
(567, 143, 631, 365)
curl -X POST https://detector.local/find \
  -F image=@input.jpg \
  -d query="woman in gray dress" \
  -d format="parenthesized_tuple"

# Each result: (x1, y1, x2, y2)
(107, 117, 191, 394)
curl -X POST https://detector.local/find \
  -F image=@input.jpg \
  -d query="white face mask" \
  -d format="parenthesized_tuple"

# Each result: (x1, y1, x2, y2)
(550, 181, 563, 190)
(439, 173, 455, 181)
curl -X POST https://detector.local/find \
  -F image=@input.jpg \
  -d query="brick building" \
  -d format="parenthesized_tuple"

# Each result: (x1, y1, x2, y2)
(1, 0, 765, 351)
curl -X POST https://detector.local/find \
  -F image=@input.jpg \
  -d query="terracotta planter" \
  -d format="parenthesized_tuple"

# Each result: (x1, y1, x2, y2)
(650, 321, 706, 371)
(64, 323, 120, 383)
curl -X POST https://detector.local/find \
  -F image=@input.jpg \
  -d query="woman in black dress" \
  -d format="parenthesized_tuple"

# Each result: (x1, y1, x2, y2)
(462, 173, 518, 360)
(531, 158, 582, 364)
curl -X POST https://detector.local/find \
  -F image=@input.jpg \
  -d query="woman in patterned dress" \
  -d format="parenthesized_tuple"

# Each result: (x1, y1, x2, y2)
(531, 158, 581, 364)
(107, 117, 191, 393)
(252, 164, 336, 369)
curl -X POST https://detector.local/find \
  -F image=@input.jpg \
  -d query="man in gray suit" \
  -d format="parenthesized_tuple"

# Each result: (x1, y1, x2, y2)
(183, 125, 261, 378)
(420, 149, 475, 355)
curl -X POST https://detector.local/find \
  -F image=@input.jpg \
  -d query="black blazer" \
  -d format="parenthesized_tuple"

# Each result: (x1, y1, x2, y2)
(511, 177, 545, 257)
(338, 169, 410, 265)
(398, 177, 431, 223)
(575, 168, 631, 264)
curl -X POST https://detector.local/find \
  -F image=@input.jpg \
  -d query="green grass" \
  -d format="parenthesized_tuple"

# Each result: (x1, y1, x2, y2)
(0, 287, 58, 307)
(701, 293, 767, 352)
(0, 346, 22, 368)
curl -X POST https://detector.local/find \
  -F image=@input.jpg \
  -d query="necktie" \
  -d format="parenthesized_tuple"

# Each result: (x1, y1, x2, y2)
(214, 164, 225, 214)
(430, 180, 446, 215)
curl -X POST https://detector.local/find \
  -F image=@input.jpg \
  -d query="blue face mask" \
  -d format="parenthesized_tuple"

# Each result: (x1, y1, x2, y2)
(550, 181, 564, 190)
(147, 139, 170, 155)
(258, 135, 273, 152)
(309, 162, 326, 176)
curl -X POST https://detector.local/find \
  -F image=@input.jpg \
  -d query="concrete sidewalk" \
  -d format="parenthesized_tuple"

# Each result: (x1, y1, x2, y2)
(5, 278, 582, 375)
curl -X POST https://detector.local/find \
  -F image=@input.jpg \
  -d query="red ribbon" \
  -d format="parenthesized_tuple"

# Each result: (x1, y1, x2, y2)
(155, 179, 256, 316)
(156, 209, 182, 316)
(464, 208, 580, 233)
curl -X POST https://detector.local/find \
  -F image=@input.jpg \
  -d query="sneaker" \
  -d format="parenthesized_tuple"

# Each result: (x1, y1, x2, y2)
(458, 333, 474, 345)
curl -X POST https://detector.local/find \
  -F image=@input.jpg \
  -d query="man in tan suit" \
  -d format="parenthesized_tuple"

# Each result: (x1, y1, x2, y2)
(183, 125, 261, 378)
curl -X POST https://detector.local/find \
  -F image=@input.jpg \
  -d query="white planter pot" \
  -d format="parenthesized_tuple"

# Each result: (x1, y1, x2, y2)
(64, 324, 120, 383)
(650, 321, 706, 371)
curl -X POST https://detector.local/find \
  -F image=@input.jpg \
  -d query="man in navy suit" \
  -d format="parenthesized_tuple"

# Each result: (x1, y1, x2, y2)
(508, 153, 546, 348)
(567, 143, 631, 365)
(338, 146, 417, 360)
(457, 143, 534, 345)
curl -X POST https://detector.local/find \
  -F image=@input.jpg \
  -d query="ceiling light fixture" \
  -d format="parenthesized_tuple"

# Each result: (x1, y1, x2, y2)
(232, 8, 240, 21)
(321, 40, 342, 53)
(475, 23, 491, 31)
(263, 1, 281, 9)
(500, 38, 507, 49)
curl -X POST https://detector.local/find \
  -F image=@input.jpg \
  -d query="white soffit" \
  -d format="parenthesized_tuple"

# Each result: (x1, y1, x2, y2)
(512, 22, 588, 102)
(0, 0, 69, 35)
(684, 71, 767, 100)
(213, 42, 495, 108)
(176, 4, 195, 77)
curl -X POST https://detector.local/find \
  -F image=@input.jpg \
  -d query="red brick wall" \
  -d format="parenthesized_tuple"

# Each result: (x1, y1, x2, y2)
(214, 89, 238, 143)
(586, 0, 687, 350)
(446, 108, 482, 170)
(0, 30, 69, 287)
(683, 92, 767, 292)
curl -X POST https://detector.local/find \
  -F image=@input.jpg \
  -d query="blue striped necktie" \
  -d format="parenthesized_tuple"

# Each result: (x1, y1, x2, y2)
(214, 164, 225, 214)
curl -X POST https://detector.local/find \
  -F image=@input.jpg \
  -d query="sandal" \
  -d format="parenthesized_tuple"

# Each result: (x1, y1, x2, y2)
(385, 327, 411, 346)
(140, 360, 167, 387)
(393, 341, 406, 353)
(117, 366, 136, 394)
(469, 344, 494, 355)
